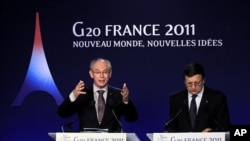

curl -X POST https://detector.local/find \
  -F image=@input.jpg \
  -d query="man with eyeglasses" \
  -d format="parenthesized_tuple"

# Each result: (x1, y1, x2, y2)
(165, 62, 230, 132)
(58, 58, 138, 132)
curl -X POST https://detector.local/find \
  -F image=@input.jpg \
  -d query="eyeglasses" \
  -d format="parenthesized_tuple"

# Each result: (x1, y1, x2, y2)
(185, 80, 203, 87)
(92, 70, 110, 75)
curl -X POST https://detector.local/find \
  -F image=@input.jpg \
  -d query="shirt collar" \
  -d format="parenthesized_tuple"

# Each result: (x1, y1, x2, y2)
(93, 84, 108, 93)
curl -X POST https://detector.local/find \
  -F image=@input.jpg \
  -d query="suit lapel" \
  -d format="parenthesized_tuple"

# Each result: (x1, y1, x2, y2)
(87, 87, 99, 124)
(198, 88, 209, 115)
(195, 87, 210, 128)
(181, 91, 193, 129)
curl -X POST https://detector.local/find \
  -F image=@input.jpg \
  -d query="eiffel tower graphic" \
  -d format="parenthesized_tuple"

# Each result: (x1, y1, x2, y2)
(12, 12, 64, 106)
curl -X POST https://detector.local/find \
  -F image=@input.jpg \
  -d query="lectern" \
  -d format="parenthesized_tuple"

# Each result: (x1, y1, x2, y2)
(147, 132, 230, 141)
(48, 132, 140, 141)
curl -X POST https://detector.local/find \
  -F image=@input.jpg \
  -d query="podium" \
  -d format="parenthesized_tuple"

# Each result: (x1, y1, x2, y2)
(147, 132, 230, 141)
(48, 132, 140, 141)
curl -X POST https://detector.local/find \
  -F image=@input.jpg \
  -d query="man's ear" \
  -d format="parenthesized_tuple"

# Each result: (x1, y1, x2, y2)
(109, 71, 112, 78)
(89, 70, 94, 78)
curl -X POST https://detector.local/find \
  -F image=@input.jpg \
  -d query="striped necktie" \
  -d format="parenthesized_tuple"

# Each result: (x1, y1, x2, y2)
(97, 90, 105, 124)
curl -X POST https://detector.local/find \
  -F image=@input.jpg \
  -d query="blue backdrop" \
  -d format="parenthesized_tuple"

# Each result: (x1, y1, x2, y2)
(1, 0, 249, 141)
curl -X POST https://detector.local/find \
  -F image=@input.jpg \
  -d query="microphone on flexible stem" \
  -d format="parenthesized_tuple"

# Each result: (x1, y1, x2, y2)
(165, 99, 188, 132)
(108, 95, 123, 132)
(61, 100, 95, 132)
(61, 119, 78, 132)
(111, 109, 123, 132)
(205, 100, 225, 131)
(212, 117, 225, 131)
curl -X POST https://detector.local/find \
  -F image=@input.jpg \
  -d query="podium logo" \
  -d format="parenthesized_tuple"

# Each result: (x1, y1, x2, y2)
(61, 135, 71, 141)
(11, 12, 64, 106)
(158, 135, 168, 141)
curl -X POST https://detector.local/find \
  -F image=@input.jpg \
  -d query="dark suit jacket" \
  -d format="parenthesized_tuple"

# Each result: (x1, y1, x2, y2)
(58, 85, 138, 132)
(166, 86, 230, 132)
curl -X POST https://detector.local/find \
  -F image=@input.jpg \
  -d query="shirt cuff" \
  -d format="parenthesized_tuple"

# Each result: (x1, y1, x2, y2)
(123, 101, 129, 104)
(69, 91, 77, 102)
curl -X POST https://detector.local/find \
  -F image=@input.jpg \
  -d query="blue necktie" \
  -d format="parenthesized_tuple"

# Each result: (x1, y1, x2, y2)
(190, 95, 197, 128)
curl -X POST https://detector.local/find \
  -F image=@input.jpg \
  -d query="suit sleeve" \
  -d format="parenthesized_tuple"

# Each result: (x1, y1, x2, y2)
(121, 99, 138, 122)
(57, 94, 90, 118)
(213, 93, 231, 131)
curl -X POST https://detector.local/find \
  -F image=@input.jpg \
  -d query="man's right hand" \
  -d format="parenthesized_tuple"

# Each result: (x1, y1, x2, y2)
(73, 80, 86, 97)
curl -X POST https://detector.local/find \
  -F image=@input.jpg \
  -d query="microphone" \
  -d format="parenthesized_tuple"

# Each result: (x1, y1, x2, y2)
(61, 119, 78, 132)
(205, 100, 225, 131)
(108, 94, 123, 132)
(165, 99, 188, 131)
(111, 109, 123, 132)
(212, 117, 225, 131)
(61, 99, 95, 132)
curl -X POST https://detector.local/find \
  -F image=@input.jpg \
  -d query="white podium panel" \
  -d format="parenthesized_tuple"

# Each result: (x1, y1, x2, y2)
(147, 132, 229, 141)
(48, 132, 140, 141)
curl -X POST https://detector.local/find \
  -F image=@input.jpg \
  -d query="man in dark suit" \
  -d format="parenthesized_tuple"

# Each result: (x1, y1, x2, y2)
(58, 58, 138, 132)
(166, 62, 230, 132)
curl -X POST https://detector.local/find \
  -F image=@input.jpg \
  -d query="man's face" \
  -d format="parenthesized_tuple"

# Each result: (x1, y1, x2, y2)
(184, 74, 204, 95)
(89, 60, 112, 88)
